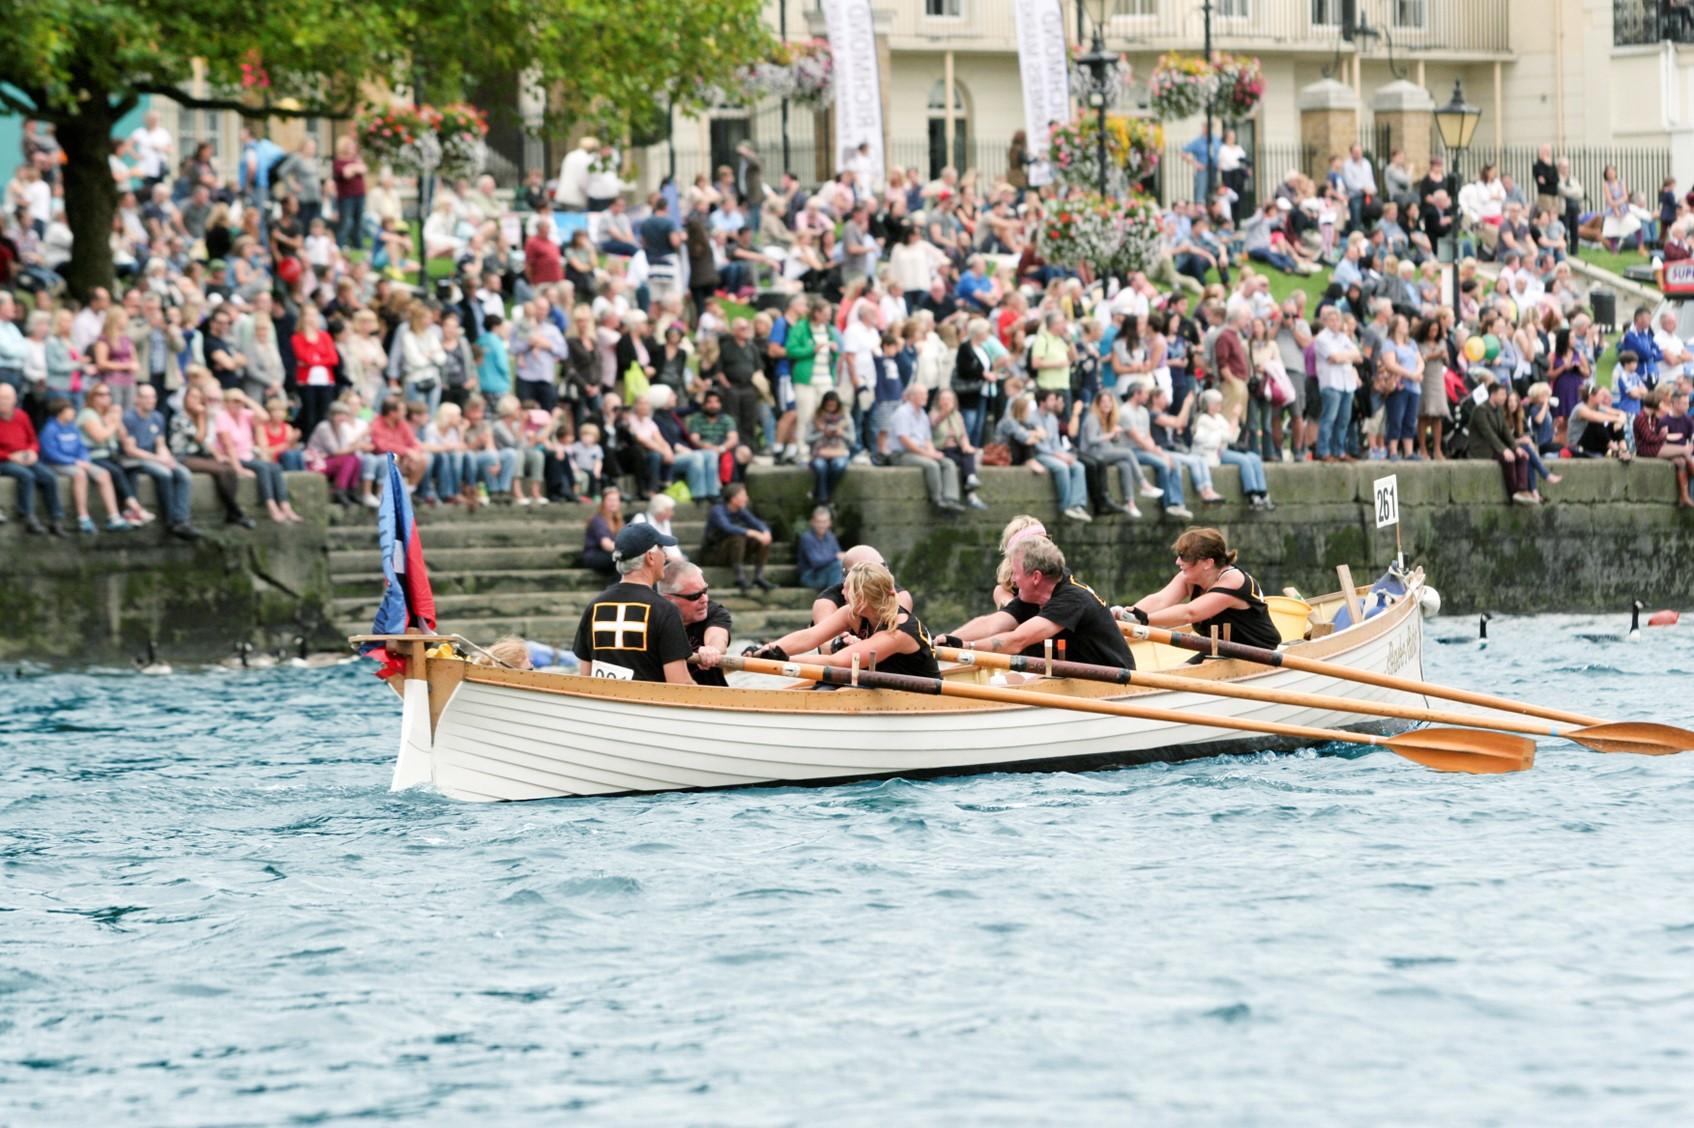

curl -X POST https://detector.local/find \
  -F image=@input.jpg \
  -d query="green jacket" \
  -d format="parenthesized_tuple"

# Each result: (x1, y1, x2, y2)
(787, 319, 819, 386)
(1467, 399, 1513, 459)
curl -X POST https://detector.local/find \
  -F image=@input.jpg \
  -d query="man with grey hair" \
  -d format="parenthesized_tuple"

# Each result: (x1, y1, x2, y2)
(571, 523, 692, 683)
(660, 558, 733, 685)
(890, 382, 969, 512)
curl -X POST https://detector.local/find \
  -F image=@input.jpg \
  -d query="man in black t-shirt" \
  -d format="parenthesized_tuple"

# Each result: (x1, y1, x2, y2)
(572, 524, 693, 683)
(660, 559, 733, 687)
(939, 536, 1134, 669)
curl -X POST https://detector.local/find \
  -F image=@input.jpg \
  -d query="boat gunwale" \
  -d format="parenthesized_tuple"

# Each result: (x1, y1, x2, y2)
(443, 578, 1423, 717)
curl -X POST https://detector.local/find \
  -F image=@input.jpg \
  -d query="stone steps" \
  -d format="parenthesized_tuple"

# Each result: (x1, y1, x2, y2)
(333, 609, 816, 647)
(332, 585, 820, 622)
(325, 518, 719, 551)
(332, 565, 804, 599)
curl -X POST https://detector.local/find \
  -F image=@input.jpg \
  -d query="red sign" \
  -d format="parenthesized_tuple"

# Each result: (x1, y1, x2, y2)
(1663, 260, 1694, 297)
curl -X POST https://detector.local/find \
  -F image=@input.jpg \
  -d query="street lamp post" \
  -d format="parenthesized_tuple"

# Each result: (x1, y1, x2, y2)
(1431, 79, 1481, 310)
(1077, 0, 1119, 197)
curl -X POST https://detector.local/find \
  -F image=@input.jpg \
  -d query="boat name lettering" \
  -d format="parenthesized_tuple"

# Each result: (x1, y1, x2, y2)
(1384, 632, 1415, 676)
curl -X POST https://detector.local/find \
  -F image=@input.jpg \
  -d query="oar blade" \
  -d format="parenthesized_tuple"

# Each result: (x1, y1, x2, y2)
(1568, 722, 1694, 756)
(1385, 727, 1535, 774)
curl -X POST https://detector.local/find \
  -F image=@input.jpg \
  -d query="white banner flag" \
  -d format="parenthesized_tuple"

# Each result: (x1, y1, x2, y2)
(823, 0, 885, 190)
(1014, 0, 1070, 188)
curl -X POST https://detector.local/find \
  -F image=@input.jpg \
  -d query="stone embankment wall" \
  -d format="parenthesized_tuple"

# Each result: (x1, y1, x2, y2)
(4, 460, 1687, 665)
(746, 460, 1694, 627)
(0, 474, 336, 665)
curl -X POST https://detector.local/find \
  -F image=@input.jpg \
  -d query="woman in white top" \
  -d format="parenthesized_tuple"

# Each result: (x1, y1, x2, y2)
(1192, 389, 1272, 508)
(237, 299, 285, 406)
(1218, 129, 1248, 220)
(629, 492, 687, 561)
(396, 302, 447, 413)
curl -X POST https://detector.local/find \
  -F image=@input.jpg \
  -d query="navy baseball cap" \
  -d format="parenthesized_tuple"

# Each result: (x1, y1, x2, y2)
(612, 523, 678, 562)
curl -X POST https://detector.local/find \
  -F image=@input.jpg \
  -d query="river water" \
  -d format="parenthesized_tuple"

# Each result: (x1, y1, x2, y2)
(3, 613, 1692, 1125)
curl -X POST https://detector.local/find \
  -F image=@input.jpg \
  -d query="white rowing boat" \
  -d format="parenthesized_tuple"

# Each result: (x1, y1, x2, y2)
(360, 572, 1435, 802)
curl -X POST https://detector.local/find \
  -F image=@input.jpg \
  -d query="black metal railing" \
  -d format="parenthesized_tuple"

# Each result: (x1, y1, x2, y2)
(1434, 141, 1672, 209)
(1614, 0, 1694, 47)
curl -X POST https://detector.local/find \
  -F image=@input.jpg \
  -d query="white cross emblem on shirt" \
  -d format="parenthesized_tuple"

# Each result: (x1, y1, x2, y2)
(593, 602, 650, 651)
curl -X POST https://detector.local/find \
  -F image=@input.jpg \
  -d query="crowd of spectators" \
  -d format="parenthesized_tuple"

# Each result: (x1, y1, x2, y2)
(5, 113, 1694, 550)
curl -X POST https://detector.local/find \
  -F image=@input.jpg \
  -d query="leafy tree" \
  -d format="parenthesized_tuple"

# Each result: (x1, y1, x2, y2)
(0, 0, 771, 298)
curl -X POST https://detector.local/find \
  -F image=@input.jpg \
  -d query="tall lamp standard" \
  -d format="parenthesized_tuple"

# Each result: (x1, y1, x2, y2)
(1076, 0, 1119, 196)
(1431, 79, 1481, 309)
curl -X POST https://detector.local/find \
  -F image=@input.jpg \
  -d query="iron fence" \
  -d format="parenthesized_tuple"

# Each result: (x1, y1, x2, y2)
(1613, 0, 1694, 47)
(1434, 142, 1672, 209)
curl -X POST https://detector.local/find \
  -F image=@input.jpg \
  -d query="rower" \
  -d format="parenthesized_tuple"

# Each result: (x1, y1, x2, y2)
(660, 559, 733, 687)
(1121, 527, 1282, 651)
(752, 562, 939, 678)
(991, 515, 1046, 608)
(570, 524, 694, 684)
(939, 536, 1134, 668)
(810, 543, 913, 624)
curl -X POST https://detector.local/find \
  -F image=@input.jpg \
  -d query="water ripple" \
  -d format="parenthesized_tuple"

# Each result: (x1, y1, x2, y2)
(0, 618, 1691, 1123)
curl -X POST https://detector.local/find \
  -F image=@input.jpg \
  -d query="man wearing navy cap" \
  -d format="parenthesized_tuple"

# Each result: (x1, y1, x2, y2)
(571, 523, 693, 684)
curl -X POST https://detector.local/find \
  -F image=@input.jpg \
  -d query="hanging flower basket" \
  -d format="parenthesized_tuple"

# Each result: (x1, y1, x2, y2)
(1147, 53, 1219, 122)
(356, 102, 488, 179)
(1212, 53, 1265, 121)
(704, 39, 835, 110)
(1048, 114, 1164, 195)
(1042, 191, 1164, 279)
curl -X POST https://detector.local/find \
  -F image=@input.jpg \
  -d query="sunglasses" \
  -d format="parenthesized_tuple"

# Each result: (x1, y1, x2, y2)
(671, 588, 709, 602)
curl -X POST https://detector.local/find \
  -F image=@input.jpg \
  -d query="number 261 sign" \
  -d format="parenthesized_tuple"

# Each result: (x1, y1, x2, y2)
(1373, 474, 1400, 529)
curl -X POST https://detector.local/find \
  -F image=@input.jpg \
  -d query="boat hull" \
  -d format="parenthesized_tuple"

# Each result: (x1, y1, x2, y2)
(391, 578, 1432, 802)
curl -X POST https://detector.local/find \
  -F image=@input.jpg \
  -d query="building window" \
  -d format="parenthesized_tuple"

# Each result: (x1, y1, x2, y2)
(1392, 0, 1427, 28)
(926, 79, 968, 181)
(1216, 0, 1249, 16)
(1311, 0, 1341, 25)
(1112, 0, 1157, 15)
(925, 0, 962, 17)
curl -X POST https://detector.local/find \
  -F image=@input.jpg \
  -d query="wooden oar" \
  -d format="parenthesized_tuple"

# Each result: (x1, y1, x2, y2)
(1119, 617, 1608, 724)
(935, 647, 1694, 758)
(720, 655, 1532, 775)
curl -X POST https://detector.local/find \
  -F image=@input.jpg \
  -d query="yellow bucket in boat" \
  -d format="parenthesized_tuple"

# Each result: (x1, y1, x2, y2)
(1265, 596, 1313, 642)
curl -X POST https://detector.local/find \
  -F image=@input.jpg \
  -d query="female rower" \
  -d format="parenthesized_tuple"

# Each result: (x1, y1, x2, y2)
(751, 562, 938, 678)
(991, 514, 1047, 607)
(1121, 527, 1283, 650)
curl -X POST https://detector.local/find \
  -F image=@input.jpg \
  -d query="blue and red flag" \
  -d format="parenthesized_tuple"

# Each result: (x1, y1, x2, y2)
(360, 454, 437, 678)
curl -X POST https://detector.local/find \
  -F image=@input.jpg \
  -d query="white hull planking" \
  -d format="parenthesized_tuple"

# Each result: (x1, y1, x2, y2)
(402, 591, 1432, 803)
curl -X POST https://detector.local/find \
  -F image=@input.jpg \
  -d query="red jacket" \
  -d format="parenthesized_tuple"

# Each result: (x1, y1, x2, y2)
(0, 408, 38, 459)
(525, 235, 563, 284)
(291, 331, 341, 386)
(1214, 328, 1249, 384)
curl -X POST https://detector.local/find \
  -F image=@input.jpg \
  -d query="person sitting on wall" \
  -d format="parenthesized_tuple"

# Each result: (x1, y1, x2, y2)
(701, 482, 774, 594)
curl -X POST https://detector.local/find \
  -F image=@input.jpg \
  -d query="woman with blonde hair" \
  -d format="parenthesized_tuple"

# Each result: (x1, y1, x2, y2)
(91, 309, 140, 410)
(421, 401, 475, 506)
(1077, 391, 1154, 518)
(212, 387, 301, 523)
(747, 561, 939, 678)
(397, 300, 446, 412)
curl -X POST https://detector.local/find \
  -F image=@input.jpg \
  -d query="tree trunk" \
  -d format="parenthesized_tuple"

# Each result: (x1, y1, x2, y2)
(58, 98, 119, 303)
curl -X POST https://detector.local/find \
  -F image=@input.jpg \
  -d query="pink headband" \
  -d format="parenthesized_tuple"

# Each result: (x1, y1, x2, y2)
(1005, 523, 1047, 553)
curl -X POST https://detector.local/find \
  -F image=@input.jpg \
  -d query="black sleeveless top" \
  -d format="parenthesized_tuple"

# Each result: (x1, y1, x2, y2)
(1188, 568, 1282, 651)
(853, 610, 940, 679)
